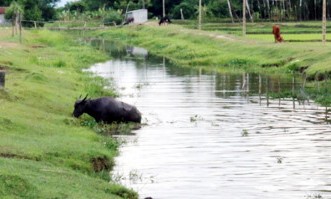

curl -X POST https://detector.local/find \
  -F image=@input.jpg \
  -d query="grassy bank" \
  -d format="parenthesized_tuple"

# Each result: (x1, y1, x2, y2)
(0, 29, 137, 198)
(89, 23, 331, 78)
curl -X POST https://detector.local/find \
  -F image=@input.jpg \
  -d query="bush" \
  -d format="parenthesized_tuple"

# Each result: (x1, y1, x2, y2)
(172, 2, 196, 19)
(103, 10, 123, 26)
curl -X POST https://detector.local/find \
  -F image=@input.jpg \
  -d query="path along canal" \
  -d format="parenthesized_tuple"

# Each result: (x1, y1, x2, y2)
(86, 40, 331, 199)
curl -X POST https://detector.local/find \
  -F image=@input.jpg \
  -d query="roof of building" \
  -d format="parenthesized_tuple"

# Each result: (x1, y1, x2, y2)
(0, 7, 7, 15)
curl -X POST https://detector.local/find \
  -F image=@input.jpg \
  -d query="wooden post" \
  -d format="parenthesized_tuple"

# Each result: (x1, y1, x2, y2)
(266, 77, 269, 107)
(322, 0, 326, 44)
(34, 21, 37, 28)
(198, 0, 202, 30)
(15, 12, 19, 35)
(12, 15, 15, 37)
(162, 0, 165, 17)
(19, 13, 22, 43)
(243, 0, 246, 36)
(258, 74, 262, 105)
(292, 74, 296, 109)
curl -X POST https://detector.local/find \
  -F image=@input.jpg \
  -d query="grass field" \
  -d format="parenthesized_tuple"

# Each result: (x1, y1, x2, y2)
(0, 28, 137, 198)
(177, 20, 329, 34)
(175, 20, 329, 42)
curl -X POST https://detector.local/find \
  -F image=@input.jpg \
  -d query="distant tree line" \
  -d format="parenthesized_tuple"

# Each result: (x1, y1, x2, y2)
(0, 0, 329, 24)
(62, 0, 328, 22)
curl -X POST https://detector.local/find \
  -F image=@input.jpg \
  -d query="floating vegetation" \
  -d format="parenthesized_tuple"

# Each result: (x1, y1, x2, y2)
(129, 170, 143, 184)
(241, 129, 249, 137)
(305, 194, 323, 199)
(211, 121, 220, 127)
(112, 170, 155, 184)
(78, 116, 141, 136)
(135, 82, 149, 90)
(277, 157, 283, 164)
(93, 122, 141, 136)
(190, 114, 204, 122)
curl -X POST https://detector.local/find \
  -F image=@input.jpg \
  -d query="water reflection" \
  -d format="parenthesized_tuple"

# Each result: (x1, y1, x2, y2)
(87, 40, 331, 199)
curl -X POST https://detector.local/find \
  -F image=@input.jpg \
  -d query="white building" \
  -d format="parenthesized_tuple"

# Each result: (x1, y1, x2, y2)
(125, 9, 148, 24)
(0, 7, 7, 24)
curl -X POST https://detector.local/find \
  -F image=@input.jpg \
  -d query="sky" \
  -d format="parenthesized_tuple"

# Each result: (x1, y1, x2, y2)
(57, 0, 78, 7)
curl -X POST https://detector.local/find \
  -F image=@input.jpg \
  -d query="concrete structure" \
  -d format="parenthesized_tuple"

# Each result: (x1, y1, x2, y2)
(125, 9, 148, 24)
(0, 7, 7, 24)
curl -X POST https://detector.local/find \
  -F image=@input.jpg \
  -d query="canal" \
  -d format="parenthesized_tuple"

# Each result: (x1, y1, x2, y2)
(87, 40, 330, 199)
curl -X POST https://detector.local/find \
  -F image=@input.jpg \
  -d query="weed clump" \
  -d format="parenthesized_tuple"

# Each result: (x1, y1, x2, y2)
(0, 175, 39, 198)
(91, 156, 113, 172)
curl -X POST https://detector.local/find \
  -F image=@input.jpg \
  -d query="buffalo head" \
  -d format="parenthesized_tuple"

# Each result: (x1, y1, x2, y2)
(73, 95, 88, 118)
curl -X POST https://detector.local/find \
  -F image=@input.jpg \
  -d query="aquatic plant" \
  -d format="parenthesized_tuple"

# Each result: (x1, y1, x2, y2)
(241, 129, 249, 137)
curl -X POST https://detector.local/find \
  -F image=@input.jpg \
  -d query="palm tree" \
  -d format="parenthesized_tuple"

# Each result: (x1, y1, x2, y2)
(227, 0, 234, 23)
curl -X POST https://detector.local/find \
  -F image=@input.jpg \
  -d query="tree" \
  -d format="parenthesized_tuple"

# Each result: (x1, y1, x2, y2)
(54, 0, 329, 22)
(64, 1, 87, 13)
(0, 0, 11, 5)
(4, 0, 58, 26)
(172, 1, 196, 19)
(5, 1, 23, 37)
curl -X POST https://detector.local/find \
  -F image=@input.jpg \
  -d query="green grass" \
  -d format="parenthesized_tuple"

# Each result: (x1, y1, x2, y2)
(177, 20, 331, 35)
(0, 28, 137, 198)
(248, 33, 325, 41)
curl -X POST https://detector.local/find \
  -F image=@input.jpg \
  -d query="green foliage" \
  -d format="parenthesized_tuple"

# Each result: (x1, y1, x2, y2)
(306, 82, 331, 106)
(79, 116, 139, 137)
(172, 1, 197, 19)
(4, 1, 24, 20)
(23, 4, 42, 21)
(64, 1, 87, 13)
(107, 184, 139, 199)
(83, 76, 117, 97)
(4, 0, 58, 25)
(206, 0, 229, 18)
(55, 0, 326, 21)
(0, 175, 39, 198)
(103, 10, 123, 25)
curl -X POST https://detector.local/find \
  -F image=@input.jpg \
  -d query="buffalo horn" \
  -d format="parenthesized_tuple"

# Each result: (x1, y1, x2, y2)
(82, 94, 88, 102)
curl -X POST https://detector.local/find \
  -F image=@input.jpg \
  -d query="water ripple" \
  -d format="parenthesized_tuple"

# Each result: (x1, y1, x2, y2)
(88, 53, 331, 199)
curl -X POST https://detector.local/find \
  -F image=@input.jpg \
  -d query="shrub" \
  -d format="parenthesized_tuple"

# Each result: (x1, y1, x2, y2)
(103, 10, 123, 26)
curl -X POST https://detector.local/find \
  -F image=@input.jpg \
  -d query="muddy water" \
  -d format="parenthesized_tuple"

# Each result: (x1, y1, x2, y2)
(87, 41, 331, 199)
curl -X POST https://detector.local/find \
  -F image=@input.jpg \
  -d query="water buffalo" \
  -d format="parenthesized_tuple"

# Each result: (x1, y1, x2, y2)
(123, 17, 134, 25)
(159, 16, 172, 25)
(73, 95, 141, 123)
